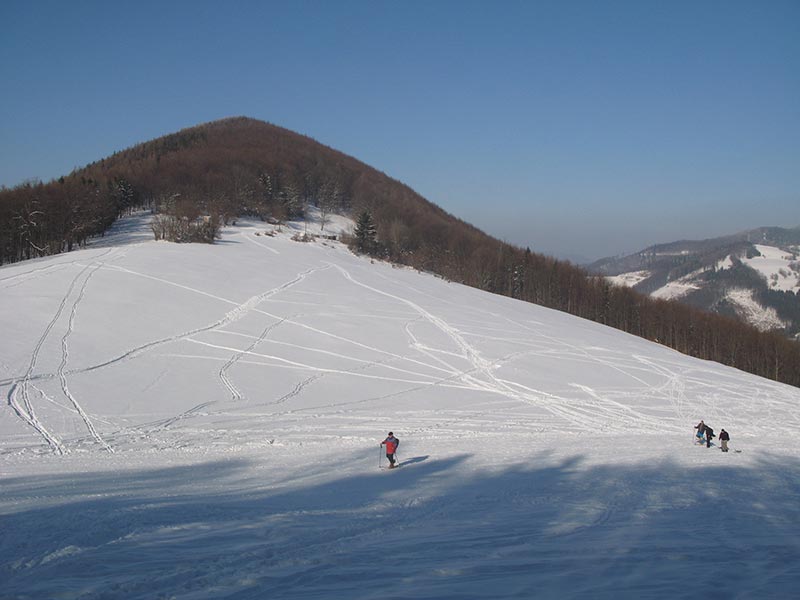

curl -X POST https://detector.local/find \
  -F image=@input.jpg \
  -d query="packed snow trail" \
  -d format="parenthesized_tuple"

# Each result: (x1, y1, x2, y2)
(331, 263, 683, 433)
(57, 263, 114, 452)
(9, 262, 93, 454)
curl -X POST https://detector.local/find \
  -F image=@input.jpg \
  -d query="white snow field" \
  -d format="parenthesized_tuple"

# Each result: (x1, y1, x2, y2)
(741, 245, 800, 292)
(2, 213, 799, 599)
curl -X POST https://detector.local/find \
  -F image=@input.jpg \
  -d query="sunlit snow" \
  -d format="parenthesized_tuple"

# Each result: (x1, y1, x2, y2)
(742, 244, 800, 291)
(605, 269, 650, 288)
(2, 214, 799, 599)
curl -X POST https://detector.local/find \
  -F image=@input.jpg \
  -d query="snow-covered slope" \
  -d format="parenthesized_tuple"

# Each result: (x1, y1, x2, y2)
(646, 244, 798, 329)
(723, 288, 788, 331)
(740, 244, 800, 292)
(590, 229, 800, 335)
(2, 214, 799, 599)
(650, 267, 705, 300)
(605, 269, 650, 288)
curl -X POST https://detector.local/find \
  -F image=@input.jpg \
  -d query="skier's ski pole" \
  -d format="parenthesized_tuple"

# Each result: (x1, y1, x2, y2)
(378, 444, 382, 469)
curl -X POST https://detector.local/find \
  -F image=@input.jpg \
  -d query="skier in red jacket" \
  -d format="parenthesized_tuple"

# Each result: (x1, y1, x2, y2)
(381, 432, 400, 468)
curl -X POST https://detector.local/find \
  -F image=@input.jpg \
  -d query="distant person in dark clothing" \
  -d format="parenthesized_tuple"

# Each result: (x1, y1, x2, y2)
(704, 426, 715, 448)
(719, 429, 730, 452)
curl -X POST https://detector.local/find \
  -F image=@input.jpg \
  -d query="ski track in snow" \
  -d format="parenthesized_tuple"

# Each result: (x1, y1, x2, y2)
(3, 217, 800, 599)
(493, 314, 701, 432)
(328, 264, 687, 434)
(218, 316, 288, 402)
(8, 264, 93, 454)
(0, 263, 71, 290)
(3, 240, 796, 450)
(180, 339, 472, 391)
(210, 331, 452, 382)
(5, 248, 121, 453)
(50, 252, 510, 437)
(332, 265, 526, 396)
(70, 265, 330, 378)
(77, 247, 793, 442)
(57, 263, 114, 452)
(219, 319, 285, 401)
(103, 266, 330, 437)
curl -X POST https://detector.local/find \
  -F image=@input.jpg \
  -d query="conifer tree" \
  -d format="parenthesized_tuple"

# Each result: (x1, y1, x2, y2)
(354, 210, 377, 255)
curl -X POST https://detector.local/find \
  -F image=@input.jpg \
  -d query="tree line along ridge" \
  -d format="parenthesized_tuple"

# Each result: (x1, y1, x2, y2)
(1, 116, 798, 387)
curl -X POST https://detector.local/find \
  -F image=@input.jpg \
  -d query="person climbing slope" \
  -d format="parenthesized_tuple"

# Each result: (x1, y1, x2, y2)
(381, 432, 400, 469)
(704, 425, 715, 448)
(694, 420, 706, 445)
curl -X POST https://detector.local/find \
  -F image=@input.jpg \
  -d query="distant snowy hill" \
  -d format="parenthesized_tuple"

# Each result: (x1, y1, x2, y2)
(590, 227, 800, 337)
(2, 214, 799, 599)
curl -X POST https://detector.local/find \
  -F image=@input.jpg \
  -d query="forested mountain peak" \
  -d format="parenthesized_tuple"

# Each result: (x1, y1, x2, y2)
(1, 117, 799, 387)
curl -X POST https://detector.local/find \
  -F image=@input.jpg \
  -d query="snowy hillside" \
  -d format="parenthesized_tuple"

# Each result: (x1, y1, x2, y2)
(646, 244, 798, 330)
(739, 244, 800, 292)
(597, 236, 800, 335)
(645, 244, 800, 299)
(2, 214, 799, 599)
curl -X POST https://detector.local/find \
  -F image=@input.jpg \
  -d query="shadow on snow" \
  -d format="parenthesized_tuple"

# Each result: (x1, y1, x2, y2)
(1, 451, 799, 600)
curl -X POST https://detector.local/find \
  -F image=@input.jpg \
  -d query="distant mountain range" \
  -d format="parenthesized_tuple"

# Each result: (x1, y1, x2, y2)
(588, 227, 800, 338)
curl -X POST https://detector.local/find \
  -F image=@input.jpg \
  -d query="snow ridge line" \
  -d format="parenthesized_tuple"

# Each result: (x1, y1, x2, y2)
(57, 264, 114, 453)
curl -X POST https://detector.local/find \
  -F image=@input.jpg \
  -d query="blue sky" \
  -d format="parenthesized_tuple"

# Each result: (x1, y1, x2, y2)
(1, 0, 798, 261)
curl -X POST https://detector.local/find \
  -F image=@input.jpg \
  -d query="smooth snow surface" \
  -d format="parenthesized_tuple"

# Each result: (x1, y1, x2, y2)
(2, 214, 799, 599)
